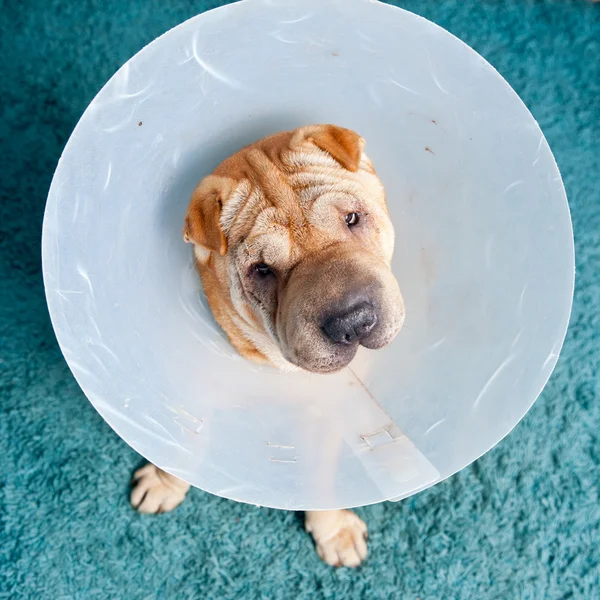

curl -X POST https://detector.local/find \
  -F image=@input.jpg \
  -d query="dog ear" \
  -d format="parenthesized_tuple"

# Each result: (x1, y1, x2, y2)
(303, 125, 365, 172)
(183, 176, 229, 255)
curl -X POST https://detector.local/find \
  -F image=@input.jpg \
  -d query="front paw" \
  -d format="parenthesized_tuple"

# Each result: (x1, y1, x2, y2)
(130, 464, 189, 514)
(306, 510, 368, 567)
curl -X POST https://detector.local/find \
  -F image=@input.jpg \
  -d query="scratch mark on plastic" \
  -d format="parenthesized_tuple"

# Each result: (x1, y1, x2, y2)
(388, 78, 421, 97)
(72, 193, 80, 223)
(91, 396, 192, 454)
(103, 161, 113, 191)
(510, 328, 524, 350)
(504, 180, 524, 194)
(56, 289, 84, 301)
(114, 83, 153, 100)
(76, 264, 94, 297)
(534, 134, 545, 158)
(424, 418, 446, 436)
(280, 12, 313, 24)
(368, 85, 382, 107)
(99, 106, 136, 133)
(427, 54, 450, 95)
(143, 415, 181, 444)
(270, 30, 297, 44)
(542, 352, 559, 371)
(172, 147, 181, 168)
(94, 342, 120, 365)
(192, 35, 244, 89)
(517, 284, 528, 318)
(419, 337, 446, 356)
(473, 354, 516, 409)
(67, 360, 94, 378)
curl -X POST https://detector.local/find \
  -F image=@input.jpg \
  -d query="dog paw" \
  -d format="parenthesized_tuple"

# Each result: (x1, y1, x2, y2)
(306, 510, 368, 567)
(130, 464, 190, 514)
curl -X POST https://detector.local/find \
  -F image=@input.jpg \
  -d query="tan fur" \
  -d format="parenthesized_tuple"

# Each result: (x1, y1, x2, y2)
(183, 124, 403, 373)
(133, 125, 404, 567)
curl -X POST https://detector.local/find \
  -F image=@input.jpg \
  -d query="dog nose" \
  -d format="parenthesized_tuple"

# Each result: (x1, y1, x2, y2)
(322, 302, 378, 345)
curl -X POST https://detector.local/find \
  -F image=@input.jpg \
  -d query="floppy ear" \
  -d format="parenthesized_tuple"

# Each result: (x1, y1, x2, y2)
(183, 175, 229, 255)
(303, 124, 365, 172)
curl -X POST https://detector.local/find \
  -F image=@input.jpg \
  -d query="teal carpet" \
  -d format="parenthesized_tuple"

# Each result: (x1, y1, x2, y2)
(1, 1, 599, 598)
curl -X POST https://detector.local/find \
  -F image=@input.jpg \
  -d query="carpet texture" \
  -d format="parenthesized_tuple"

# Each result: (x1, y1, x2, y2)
(1, 1, 599, 598)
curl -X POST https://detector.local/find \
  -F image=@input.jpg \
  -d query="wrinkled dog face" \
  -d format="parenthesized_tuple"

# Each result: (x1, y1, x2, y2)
(184, 125, 405, 373)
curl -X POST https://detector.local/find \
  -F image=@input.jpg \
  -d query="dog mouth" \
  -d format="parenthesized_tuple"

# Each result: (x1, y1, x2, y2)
(271, 246, 405, 374)
(282, 296, 405, 374)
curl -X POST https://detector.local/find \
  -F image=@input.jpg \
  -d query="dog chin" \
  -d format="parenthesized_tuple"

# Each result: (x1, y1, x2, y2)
(284, 346, 359, 375)
(284, 322, 404, 373)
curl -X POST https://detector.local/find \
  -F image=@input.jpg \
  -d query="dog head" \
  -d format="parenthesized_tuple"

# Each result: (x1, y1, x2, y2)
(184, 125, 405, 373)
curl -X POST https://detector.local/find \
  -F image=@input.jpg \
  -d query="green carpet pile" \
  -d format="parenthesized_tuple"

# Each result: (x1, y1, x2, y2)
(1, 1, 598, 598)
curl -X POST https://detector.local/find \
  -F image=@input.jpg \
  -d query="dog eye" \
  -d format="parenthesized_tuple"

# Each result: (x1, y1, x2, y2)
(345, 212, 360, 227)
(255, 263, 272, 276)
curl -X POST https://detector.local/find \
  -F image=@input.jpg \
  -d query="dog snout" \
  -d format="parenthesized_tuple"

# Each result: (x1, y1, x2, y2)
(322, 302, 378, 345)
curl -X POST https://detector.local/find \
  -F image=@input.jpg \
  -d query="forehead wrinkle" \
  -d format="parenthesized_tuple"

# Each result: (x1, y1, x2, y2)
(221, 180, 253, 234)
(246, 151, 310, 240)
(304, 190, 359, 214)
(292, 178, 365, 213)
(228, 146, 384, 253)
(289, 168, 359, 190)
(226, 185, 270, 241)
(246, 149, 300, 213)
(246, 225, 292, 264)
